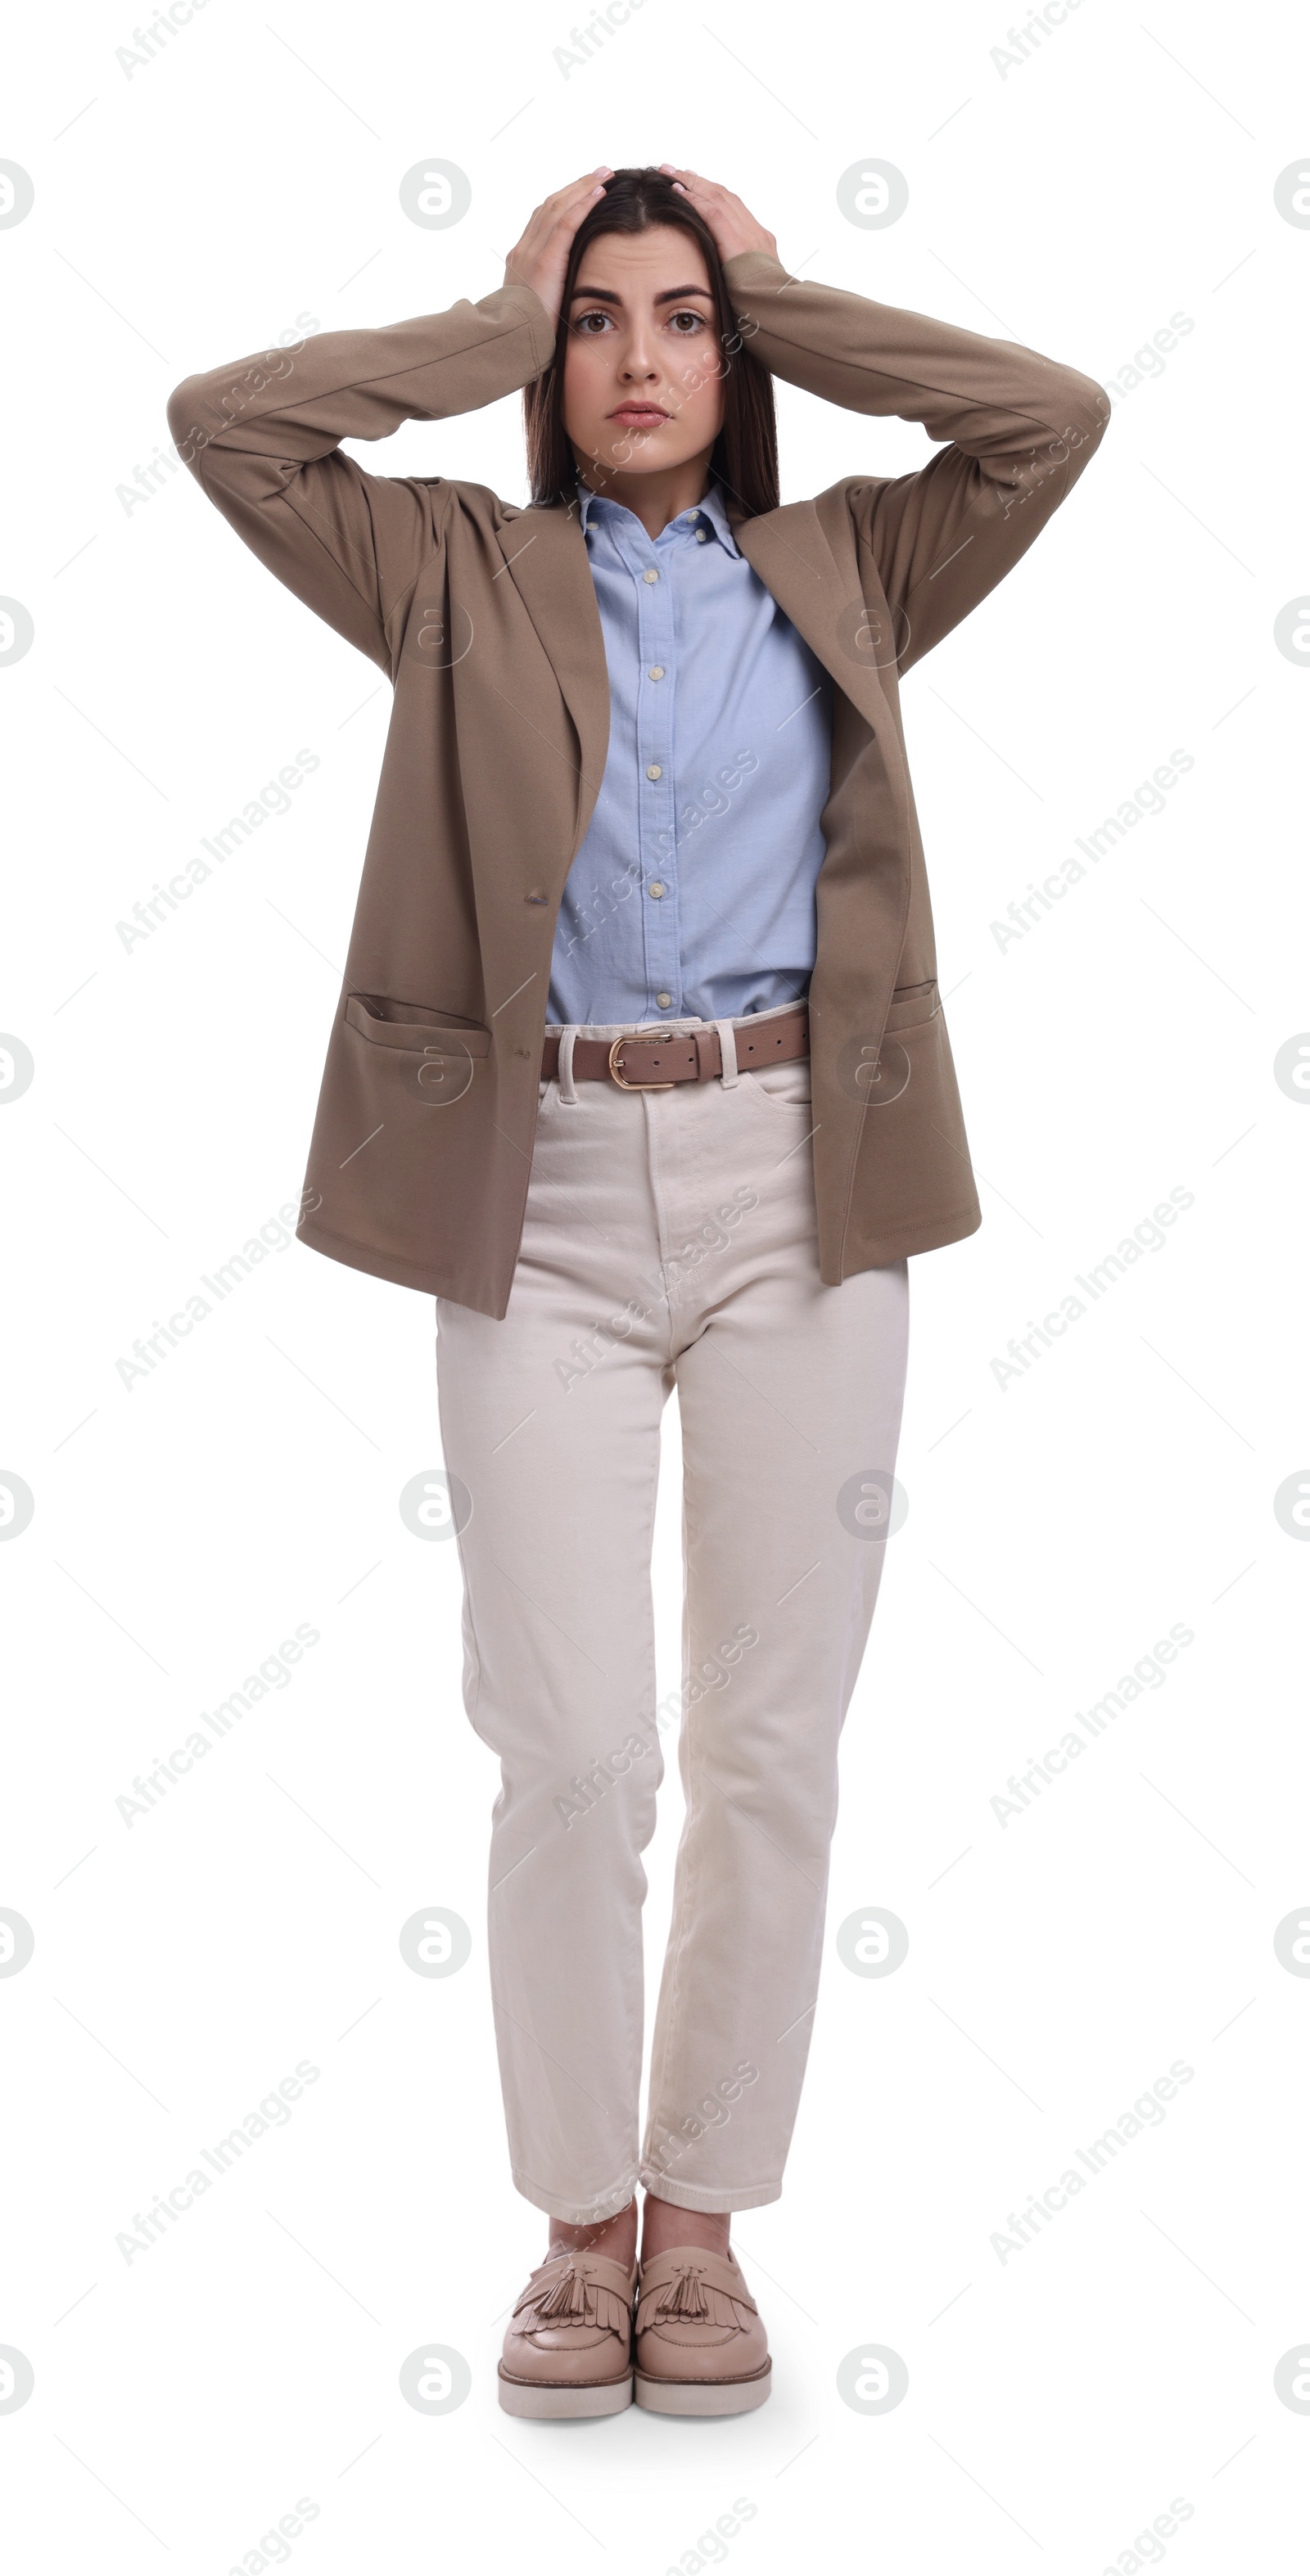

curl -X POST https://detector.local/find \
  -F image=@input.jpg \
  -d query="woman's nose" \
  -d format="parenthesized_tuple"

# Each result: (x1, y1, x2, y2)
(617, 328, 660, 377)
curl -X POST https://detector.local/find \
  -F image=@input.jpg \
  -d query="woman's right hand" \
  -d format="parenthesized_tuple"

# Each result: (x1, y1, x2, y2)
(503, 169, 614, 331)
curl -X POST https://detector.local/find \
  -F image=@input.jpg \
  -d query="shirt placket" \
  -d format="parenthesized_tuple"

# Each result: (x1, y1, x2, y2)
(623, 521, 680, 1017)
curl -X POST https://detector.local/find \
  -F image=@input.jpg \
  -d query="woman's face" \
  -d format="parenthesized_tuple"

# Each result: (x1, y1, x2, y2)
(561, 225, 727, 480)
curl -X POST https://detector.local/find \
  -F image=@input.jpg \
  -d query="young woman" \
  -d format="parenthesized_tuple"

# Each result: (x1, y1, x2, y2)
(169, 163, 1107, 2420)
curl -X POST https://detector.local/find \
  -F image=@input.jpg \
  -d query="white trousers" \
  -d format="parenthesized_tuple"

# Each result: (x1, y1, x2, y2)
(434, 1004, 910, 2222)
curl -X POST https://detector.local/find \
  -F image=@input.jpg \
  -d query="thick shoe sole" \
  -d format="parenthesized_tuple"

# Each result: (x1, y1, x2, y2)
(635, 2364, 771, 2416)
(497, 2365, 634, 2419)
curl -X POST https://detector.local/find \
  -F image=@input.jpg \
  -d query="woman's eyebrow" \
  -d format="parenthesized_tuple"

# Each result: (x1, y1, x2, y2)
(567, 283, 715, 305)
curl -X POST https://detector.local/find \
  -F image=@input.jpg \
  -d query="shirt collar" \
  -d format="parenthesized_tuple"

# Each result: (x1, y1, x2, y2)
(575, 470, 741, 559)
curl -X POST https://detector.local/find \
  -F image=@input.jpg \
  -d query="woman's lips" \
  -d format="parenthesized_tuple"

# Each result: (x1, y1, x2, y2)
(608, 406, 668, 424)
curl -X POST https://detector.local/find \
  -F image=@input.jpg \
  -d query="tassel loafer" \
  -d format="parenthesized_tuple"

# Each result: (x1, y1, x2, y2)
(633, 2246, 771, 2415)
(498, 2250, 638, 2417)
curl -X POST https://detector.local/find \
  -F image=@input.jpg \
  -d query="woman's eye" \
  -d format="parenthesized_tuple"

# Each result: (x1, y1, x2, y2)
(571, 306, 707, 336)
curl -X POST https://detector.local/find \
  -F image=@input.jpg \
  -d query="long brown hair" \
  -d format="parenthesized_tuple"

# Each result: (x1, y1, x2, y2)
(522, 167, 779, 517)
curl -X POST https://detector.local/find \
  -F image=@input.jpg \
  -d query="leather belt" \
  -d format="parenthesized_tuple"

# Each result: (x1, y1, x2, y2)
(540, 1001, 810, 1090)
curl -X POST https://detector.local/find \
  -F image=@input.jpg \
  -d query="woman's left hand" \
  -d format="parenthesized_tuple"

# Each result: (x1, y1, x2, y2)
(657, 168, 779, 264)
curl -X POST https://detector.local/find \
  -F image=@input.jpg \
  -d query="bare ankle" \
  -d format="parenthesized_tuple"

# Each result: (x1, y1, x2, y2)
(640, 2192, 734, 2258)
(546, 2199, 638, 2267)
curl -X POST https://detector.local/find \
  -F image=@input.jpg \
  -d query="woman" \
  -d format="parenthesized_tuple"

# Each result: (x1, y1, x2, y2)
(169, 164, 1107, 2420)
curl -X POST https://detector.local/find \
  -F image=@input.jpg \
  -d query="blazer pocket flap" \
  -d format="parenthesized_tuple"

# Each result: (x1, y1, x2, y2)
(883, 977, 940, 1031)
(346, 994, 491, 1058)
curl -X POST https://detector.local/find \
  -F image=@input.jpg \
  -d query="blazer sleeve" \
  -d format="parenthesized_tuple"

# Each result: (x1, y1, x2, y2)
(165, 280, 559, 672)
(721, 248, 1109, 674)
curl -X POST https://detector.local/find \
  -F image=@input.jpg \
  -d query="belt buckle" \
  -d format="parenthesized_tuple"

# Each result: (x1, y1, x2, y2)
(608, 1033, 675, 1091)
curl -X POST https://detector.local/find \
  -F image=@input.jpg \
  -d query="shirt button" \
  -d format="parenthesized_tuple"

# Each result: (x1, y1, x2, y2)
(656, 992, 672, 1008)
(695, 529, 708, 542)
(648, 881, 665, 898)
(643, 567, 660, 584)
(645, 764, 662, 780)
(648, 665, 665, 680)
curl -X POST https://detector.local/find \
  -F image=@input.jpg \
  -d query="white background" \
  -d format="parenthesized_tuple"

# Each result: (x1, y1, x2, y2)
(2, 0, 1308, 2567)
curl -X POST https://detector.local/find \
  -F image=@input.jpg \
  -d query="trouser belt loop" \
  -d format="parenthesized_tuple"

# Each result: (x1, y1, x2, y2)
(558, 1026, 580, 1103)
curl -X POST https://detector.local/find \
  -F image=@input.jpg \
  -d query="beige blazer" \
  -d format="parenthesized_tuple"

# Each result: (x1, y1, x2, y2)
(168, 250, 1108, 1317)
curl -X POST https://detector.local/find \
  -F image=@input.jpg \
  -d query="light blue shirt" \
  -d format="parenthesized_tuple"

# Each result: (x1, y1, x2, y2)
(546, 472, 833, 1026)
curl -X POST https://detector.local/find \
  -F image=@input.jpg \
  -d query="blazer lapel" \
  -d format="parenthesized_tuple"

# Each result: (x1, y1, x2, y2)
(495, 500, 612, 861)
